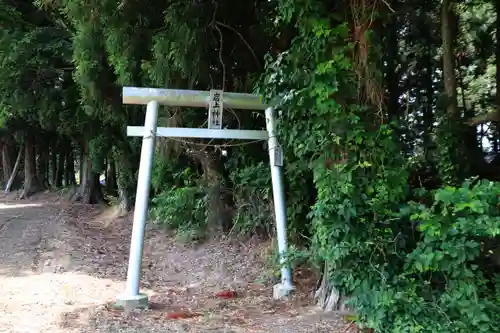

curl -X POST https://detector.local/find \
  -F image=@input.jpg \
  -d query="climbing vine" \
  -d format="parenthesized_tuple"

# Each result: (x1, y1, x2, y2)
(260, 0, 500, 331)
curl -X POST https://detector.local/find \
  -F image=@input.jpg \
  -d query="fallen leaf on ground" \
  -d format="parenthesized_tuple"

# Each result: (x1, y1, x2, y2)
(215, 290, 237, 299)
(165, 311, 203, 319)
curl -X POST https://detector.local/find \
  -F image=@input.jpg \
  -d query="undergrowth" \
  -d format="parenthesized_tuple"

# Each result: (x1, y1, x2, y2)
(149, 156, 275, 241)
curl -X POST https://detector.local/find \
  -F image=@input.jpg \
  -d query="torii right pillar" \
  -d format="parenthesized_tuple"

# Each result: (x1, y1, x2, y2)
(265, 107, 294, 299)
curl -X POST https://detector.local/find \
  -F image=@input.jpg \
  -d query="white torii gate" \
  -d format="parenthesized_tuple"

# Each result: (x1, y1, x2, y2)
(115, 86, 294, 309)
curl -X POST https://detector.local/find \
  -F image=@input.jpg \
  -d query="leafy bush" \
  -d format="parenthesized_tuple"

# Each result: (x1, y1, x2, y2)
(150, 154, 196, 194)
(229, 162, 274, 236)
(150, 162, 208, 241)
(150, 185, 208, 241)
(348, 180, 500, 332)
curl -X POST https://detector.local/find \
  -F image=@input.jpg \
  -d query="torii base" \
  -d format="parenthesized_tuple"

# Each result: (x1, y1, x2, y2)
(273, 283, 295, 300)
(115, 293, 149, 310)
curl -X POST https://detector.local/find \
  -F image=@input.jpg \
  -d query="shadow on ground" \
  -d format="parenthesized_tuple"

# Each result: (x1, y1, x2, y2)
(0, 199, 60, 277)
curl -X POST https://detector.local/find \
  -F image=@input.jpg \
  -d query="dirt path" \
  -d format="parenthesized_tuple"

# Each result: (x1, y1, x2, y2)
(0, 194, 350, 333)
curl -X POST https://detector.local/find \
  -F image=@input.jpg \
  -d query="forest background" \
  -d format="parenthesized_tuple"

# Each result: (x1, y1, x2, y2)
(1, 0, 500, 331)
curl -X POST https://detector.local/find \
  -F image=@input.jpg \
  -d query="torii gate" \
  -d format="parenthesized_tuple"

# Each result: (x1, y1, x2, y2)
(115, 87, 294, 309)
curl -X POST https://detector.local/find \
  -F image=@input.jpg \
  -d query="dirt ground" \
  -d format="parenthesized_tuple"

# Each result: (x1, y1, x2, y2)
(0, 192, 352, 333)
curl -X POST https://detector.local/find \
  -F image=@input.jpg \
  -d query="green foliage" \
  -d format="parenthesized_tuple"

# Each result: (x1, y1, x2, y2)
(0, 20, 72, 132)
(151, 156, 178, 194)
(230, 162, 274, 236)
(348, 180, 500, 333)
(151, 153, 200, 192)
(259, 0, 500, 332)
(150, 160, 208, 241)
(435, 114, 464, 185)
(260, 242, 311, 284)
(150, 185, 208, 241)
(151, 158, 275, 239)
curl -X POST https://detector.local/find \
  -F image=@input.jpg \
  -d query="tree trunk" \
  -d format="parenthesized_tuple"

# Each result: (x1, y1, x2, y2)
(20, 135, 41, 199)
(105, 157, 117, 195)
(1, 139, 13, 186)
(314, 262, 348, 311)
(71, 139, 105, 204)
(439, 0, 464, 184)
(441, 0, 458, 117)
(55, 142, 65, 187)
(38, 143, 50, 188)
(4, 147, 22, 194)
(497, 0, 500, 120)
(458, 60, 484, 173)
(114, 149, 135, 216)
(79, 147, 83, 185)
(50, 143, 58, 186)
(65, 149, 76, 186)
(117, 164, 132, 216)
(423, 26, 434, 159)
(385, 5, 400, 120)
(198, 151, 233, 233)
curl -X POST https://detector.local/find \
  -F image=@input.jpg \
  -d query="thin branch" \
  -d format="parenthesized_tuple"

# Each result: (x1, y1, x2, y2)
(379, 0, 395, 12)
(210, 3, 226, 90)
(466, 111, 500, 126)
(215, 21, 261, 68)
(213, 24, 226, 91)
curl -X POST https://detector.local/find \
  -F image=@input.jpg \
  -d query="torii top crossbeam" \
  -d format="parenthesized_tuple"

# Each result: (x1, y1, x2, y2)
(123, 86, 269, 110)
(123, 86, 271, 140)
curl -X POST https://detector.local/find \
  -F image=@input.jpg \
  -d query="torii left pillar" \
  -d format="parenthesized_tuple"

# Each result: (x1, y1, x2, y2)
(115, 100, 158, 309)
